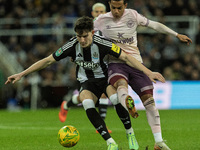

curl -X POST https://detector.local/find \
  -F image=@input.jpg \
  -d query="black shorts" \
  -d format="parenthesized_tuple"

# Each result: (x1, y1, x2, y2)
(80, 78, 108, 100)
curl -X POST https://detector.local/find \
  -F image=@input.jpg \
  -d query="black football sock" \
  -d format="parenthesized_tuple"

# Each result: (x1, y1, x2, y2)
(115, 103, 132, 129)
(86, 108, 111, 140)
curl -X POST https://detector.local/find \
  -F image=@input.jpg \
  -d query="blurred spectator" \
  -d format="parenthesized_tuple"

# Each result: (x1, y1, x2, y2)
(195, 24, 200, 45)
(188, 0, 200, 16)
(11, 44, 27, 65)
(191, 69, 200, 80)
(21, 36, 34, 52)
(183, 65, 193, 80)
(171, 61, 184, 80)
(173, 0, 186, 15)
(161, 35, 180, 67)
(163, 67, 175, 80)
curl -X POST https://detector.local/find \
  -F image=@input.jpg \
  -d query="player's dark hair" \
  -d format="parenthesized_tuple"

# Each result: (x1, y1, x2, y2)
(74, 16, 93, 35)
(108, 0, 127, 4)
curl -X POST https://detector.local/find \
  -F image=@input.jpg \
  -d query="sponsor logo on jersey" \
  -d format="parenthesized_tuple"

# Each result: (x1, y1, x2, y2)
(117, 32, 125, 39)
(110, 32, 135, 45)
(110, 37, 134, 45)
(111, 43, 120, 54)
(75, 60, 99, 70)
(55, 48, 63, 56)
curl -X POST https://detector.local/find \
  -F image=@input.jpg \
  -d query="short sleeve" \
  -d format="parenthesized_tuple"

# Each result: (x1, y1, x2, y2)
(94, 14, 103, 32)
(130, 9, 149, 27)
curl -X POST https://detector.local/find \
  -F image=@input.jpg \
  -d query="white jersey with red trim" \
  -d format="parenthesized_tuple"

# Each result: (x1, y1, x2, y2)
(94, 9, 149, 63)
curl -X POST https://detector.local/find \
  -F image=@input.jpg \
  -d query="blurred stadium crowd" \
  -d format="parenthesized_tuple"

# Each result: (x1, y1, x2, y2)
(0, 0, 200, 108)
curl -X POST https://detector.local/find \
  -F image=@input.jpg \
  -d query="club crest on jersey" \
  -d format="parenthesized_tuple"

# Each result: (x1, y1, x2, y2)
(92, 52, 98, 59)
(55, 48, 63, 56)
(127, 19, 134, 28)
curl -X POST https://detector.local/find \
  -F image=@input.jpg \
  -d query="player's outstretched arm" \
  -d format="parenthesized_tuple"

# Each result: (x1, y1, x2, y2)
(148, 20, 192, 45)
(5, 54, 56, 84)
(119, 51, 165, 83)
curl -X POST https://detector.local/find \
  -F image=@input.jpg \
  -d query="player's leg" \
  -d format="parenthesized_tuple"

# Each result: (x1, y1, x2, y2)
(108, 63, 138, 118)
(141, 94, 171, 150)
(59, 89, 80, 122)
(97, 93, 112, 133)
(98, 93, 109, 120)
(107, 85, 139, 150)
(129, 67, 171, 150)
(81, 79, 118, 149)
(81, 92, 118, 149)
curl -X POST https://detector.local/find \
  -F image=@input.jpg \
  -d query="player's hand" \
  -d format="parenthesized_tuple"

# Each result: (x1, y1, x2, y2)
(177, 34, 192, 45)
(148, 72, 165, 83)
(5, 73, 22, 84)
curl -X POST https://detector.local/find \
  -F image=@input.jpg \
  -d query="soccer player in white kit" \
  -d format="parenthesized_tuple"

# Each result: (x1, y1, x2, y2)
(94, 0, 192, 149)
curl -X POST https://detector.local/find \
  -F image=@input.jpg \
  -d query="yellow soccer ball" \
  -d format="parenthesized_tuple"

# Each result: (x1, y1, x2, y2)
(57, 125, 80, 147)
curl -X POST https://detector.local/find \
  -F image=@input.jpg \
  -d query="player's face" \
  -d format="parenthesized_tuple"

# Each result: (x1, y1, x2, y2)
(109, 0, 127, 19)
(91, 7, 106, 18)
(76, 31, 94, 48)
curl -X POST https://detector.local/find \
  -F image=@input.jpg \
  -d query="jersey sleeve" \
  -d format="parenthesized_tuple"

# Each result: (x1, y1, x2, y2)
(94, 14, 103, 31)
(130, 9, 149, 27)
(108, 43, 122, 58)
(52, 37, 76, 61)
(52, 47, 67, 61)
(94, 35, 122, 58)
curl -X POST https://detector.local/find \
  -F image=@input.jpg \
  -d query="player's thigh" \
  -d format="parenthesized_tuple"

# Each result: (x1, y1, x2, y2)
(129, 69, 153, 97)
(108, 63, 129, 88)
(79, 90, 98, 103)
(79, 78, 107, 102)
(106, 85, 117, 98)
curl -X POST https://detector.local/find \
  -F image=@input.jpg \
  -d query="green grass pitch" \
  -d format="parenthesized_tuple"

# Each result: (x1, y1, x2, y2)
(0, 107, 200, 150)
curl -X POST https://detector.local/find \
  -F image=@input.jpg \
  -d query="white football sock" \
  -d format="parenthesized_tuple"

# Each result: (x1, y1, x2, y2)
(72, 94, 79, 104)
(99, 98, 109, 105)
(154, 132, 163, 143)
(117, 86, 128, 111)
(106, 138, 116, 145)
(126, 127, 134, 134)
(63, 102, 68, 110)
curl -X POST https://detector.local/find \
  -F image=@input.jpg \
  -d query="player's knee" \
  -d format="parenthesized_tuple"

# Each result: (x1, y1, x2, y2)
(143, 97, 160, 125)
(115, 79, 128, 88)
(141, 93, 153, 103)
(143, 97, 160, 118)
(143, 97, 156, 109)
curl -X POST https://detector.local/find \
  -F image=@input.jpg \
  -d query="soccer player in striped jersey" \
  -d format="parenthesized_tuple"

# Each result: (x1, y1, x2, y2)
(5, 16, 165, 150)
(94, 0, 192, 149)
(59, 3, 113, 133)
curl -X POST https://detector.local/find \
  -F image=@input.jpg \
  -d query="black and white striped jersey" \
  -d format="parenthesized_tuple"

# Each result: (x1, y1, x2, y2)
(52, 34, 121, 83)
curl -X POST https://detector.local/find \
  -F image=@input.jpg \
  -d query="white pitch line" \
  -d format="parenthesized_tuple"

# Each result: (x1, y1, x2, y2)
(0, 125, 153, 131)
(0, 125, 58, 130)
